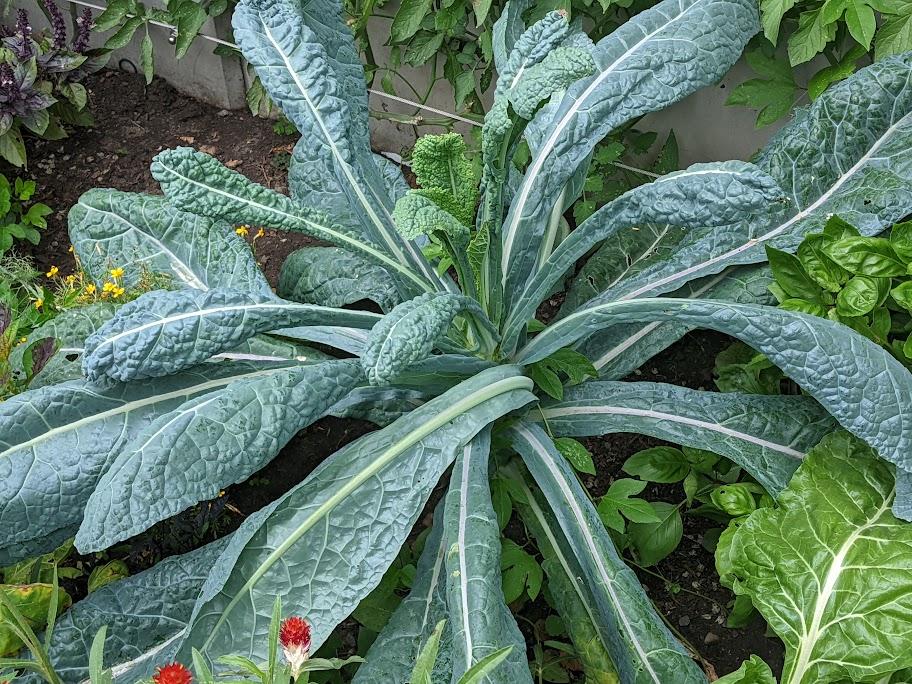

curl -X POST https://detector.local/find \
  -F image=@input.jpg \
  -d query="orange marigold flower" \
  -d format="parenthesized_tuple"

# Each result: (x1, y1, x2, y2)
(152, 662, 192, 684)
(280, 616, 311, 679)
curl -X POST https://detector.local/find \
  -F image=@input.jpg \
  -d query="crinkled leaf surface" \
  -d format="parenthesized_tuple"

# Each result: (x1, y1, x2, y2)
(393, 192, 470, 243)
(569, 54, 912, 312)
(152, 147, 433, 297)
(503, 161, 787, 349)
(174, 366, 535, 665)
(410, 133, 477, 226)
(75, 359, 364, 552)
(284, 0, 376, 234)
(728, 432, 912, 683)
(517, 298, 912, 498)
(277, 246, 399, 312)
(509, 422, 703, 683)
(82, 288, 380, 382)
(500, 0, 758, 301)
(351, 507, 452, 684)
(362, 293, 493, 386)
(68, 189, 269, 293)
(507, 47, 595, 120)
(538, 381, 836, 495)
(0, 362, 291, 551)
(29, 539, 229, 684)
(443, 428, 532, 682)
(233, 0, 438, 287)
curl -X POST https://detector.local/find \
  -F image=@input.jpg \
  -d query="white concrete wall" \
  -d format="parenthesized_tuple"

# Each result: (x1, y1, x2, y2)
(17, 0, 801, 162)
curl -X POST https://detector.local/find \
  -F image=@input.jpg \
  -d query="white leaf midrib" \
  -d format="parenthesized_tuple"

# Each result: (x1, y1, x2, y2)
(785, 491, 895, 684)
(156, 161, 429, 292)
(197, 375, 533, 654)
(501, 0, 701, 281)
(258, 18, 440, 287)
(517, 424, 663, 682)
(77, 201, 207, 290)
(541, 405, 805, 457)
(456, 444, 474, 671)
(618, 110, 912, 301)
(0, 367, 289, 459)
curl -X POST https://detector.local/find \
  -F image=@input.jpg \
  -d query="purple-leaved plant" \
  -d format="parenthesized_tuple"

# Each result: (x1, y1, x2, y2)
(73, 8, 93, 54)
(10, 9, 33, 60)
(43, 0, 67, 50)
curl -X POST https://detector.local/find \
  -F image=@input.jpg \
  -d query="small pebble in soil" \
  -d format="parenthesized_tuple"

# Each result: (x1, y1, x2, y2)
(704, 632, 720, 644)
(678, 616, 691, 627)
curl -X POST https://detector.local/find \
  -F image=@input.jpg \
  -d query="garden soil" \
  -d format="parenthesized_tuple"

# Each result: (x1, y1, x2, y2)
(17, 69, 784, 680)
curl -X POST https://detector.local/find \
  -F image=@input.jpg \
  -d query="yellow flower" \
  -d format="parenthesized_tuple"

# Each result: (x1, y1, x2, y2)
(19, 337, 26, 344)
(84, 283, 96, 295)
(112, 286, 125, 298)
(34, 298, 43, 309)
(46, 265, 59, 277)
(102, 281, 116, 293)
(254, 228, 265, 239)
(235, 225, 250, 237)
(110, 267, 124, 279)
(67, 245, 74, 253)
(65, 274, 75, 285)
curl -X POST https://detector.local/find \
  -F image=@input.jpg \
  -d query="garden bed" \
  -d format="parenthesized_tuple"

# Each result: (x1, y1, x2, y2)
(15, 68, 787, 680)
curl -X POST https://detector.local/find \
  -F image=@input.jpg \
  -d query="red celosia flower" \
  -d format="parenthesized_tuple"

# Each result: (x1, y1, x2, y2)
(152, 662, 193, 684)
(280, 616, 312, 679)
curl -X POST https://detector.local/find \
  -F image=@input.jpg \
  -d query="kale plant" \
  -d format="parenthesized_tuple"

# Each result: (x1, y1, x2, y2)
(6, 0, 912, 680)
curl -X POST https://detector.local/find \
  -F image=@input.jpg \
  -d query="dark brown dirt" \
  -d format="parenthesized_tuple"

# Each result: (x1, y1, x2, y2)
(17, 69, 784, 680)
(617, 332, 785, 678)
(20, 69, 313, 284)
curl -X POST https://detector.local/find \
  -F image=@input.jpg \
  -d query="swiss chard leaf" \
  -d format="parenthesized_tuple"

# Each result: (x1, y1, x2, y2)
(727, 431, 912, 683)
